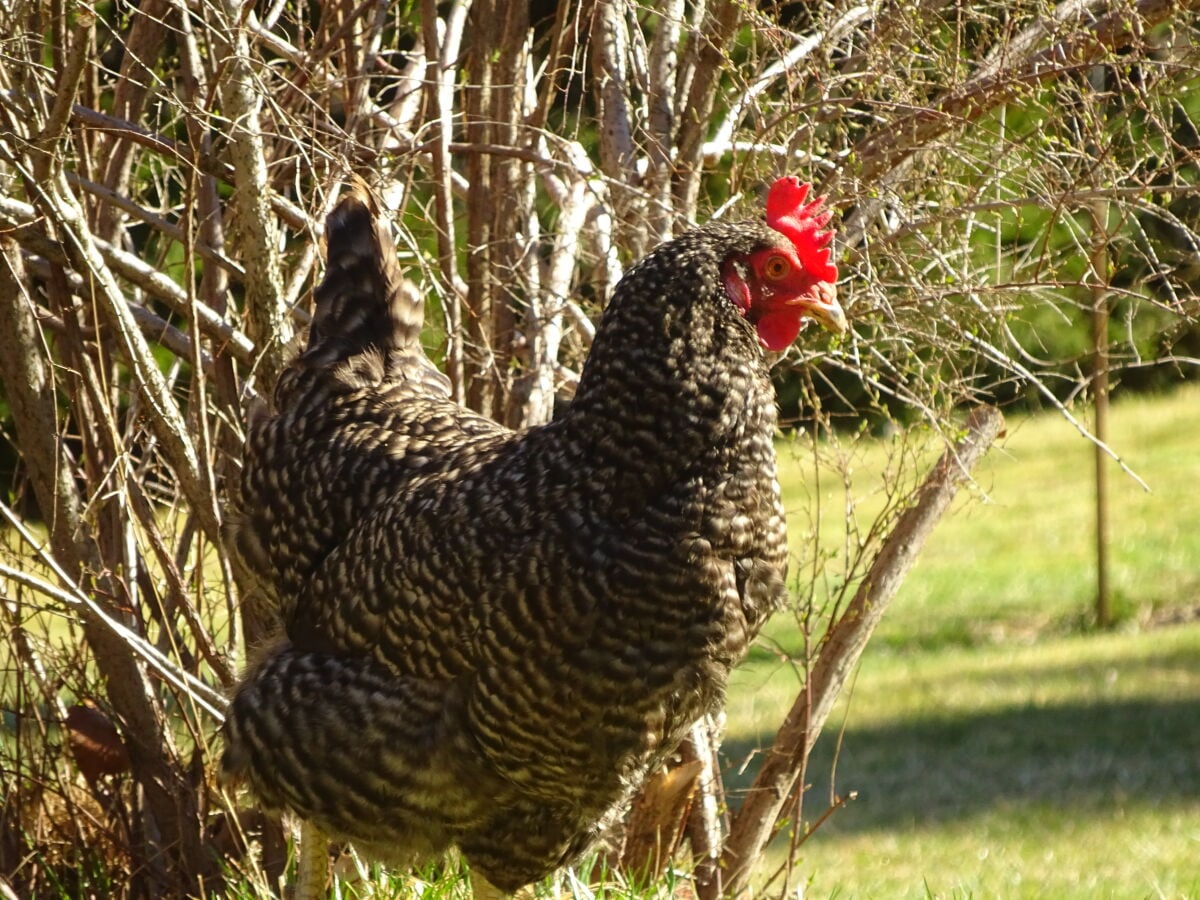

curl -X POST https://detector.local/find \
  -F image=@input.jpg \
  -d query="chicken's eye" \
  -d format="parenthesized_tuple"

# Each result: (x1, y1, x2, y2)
(762, 254, 792, 280)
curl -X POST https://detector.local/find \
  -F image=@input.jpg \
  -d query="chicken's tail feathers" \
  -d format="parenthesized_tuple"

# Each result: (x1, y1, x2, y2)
(300, 177, 426, 370)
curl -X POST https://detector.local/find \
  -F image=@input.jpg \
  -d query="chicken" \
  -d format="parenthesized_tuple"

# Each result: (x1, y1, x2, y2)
(220, 176, 846, 893)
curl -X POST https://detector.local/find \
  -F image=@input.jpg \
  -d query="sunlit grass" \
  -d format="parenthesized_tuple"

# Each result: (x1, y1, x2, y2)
(724, 385, 1200, 898)
(774, 385, 1200, 651)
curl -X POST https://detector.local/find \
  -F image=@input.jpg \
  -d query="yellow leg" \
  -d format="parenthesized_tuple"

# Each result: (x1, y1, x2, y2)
(471, 872, 511, 900)
(470, 874, 537, 900)
(294, 820, 328, 900)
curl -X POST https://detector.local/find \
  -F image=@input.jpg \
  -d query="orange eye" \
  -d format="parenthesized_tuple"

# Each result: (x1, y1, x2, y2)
(763, 254, 792, 280)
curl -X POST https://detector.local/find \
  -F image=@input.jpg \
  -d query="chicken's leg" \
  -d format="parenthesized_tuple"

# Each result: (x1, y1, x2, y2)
(294, 820, 328, 899)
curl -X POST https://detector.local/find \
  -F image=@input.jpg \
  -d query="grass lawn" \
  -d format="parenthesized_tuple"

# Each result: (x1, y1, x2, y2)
(724, 385, 1200, 898)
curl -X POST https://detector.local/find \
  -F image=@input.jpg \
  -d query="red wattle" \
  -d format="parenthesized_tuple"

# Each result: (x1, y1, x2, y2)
(756, 309, 804, 351)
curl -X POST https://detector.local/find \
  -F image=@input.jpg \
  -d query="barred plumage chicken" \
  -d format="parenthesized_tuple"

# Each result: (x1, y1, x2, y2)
(220, 177, 845, 893)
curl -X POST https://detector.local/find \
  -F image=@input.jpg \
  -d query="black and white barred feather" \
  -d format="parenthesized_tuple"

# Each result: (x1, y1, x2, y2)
(222, 182, 794, 891)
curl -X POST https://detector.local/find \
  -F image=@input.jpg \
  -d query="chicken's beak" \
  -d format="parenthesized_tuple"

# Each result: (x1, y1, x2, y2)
(805, 281, 848, 334)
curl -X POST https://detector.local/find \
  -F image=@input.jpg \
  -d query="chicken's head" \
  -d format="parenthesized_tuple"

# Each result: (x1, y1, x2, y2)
(722, 177, 846, 350)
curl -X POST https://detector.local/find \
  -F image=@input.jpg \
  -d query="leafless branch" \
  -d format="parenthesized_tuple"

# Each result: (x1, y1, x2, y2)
(211, 0, 291, 386)
(421, 0, 470, 401)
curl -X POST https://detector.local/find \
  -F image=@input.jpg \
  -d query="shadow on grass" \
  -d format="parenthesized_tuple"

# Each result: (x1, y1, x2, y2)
(723, 674, 1200, 834)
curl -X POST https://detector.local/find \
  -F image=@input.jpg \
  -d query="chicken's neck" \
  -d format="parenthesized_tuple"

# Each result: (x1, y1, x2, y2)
(557, 268, 776, 507)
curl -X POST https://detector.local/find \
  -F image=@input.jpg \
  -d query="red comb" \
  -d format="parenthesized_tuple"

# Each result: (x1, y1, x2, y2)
(766, 177, 838, 282)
